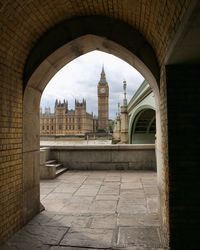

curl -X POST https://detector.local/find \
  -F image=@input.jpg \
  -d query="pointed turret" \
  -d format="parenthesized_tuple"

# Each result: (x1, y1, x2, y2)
(83, 98, 86, 109)
(66, 100, 68, 111)
(55, 99, 58, 107)
(99, 64, 107, 84)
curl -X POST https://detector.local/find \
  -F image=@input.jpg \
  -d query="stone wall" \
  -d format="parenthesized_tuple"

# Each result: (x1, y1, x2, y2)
(48, 145, 156, 171)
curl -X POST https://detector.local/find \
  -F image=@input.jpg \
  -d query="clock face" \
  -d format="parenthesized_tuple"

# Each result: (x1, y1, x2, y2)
(100, 87, 105, 93)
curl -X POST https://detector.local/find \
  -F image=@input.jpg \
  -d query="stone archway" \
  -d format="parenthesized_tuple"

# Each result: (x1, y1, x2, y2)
(23, 30, 166, 242)
(1, 1, 200, 247)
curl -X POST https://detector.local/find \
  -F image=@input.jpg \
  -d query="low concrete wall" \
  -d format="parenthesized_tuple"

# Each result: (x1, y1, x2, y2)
(45, 144, 156, 171)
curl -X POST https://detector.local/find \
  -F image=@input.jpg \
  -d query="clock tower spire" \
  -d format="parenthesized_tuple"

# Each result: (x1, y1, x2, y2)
(97, 65, 109, 131)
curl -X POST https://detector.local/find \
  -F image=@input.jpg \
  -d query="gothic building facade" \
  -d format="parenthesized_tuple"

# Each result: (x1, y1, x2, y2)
(40, 99, 97, 135)
(40, 66, 109, 135)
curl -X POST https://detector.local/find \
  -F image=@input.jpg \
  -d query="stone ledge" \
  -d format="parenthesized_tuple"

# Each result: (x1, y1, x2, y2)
(41, 144, 155, 151)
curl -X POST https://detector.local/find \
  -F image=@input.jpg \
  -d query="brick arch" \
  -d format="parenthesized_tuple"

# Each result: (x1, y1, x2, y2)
(23, 16, 159, 88)
(3, 0, 191, 245)
(1, 1, 199, 246)
(23, 32, 164, 234)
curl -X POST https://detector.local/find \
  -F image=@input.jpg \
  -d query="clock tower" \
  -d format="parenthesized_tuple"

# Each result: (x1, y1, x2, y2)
(97, 66, 109, 131)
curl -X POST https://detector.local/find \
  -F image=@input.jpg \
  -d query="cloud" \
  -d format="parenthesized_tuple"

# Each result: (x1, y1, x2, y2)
(41, 51, 144, 119)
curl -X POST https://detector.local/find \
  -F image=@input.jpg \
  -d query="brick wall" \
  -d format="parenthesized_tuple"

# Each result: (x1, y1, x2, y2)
(0, 0, 192, 244)
(0, 66, 23, 241)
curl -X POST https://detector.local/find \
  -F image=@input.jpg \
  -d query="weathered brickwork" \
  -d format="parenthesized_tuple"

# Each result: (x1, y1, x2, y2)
(0, 1, 191, 67)
(0, 0, 193, 245)
(0, 66, 23, 241)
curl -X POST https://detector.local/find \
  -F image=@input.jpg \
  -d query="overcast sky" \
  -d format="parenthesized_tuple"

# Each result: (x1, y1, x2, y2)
(40, 50, 144, 119)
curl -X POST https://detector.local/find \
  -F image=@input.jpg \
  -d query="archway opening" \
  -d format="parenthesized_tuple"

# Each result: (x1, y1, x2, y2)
(40, 50, 144, 146)
(22, 33, 166, 249)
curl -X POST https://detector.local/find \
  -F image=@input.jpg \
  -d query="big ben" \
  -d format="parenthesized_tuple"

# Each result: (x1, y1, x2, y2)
(98, 66, 109, 131)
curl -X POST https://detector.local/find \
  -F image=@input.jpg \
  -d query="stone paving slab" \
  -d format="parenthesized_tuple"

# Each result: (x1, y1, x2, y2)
(1, 224, 69, 250)
(147, 196, 159, 213)
(104, 176, 121, 182)
(120, 189, 146, 198)
(60, 196, 94, 214)
(2, 170, 163, 249)
(42, 199, 68, 212)
(118, 213, 160, 227)
(83, 178, 104, 185)
(45, 192, 73, 200)
(74, 185, 100, 196)
(90, 214, 117, 229)
(121, 182, 143, 189)
(117, 203, 148, 214)
(117, 227, 162, 248)
(96, 194, 119, 201)
(60, 228, 114, 248)
(144, 186, 159, 196)
(99, 185, 120, 195)
(119, 197, 146, 205)
(89, 200, 117, 214)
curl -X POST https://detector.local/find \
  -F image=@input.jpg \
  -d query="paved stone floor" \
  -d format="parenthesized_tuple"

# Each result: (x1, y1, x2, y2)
(1, 171, 165, 250)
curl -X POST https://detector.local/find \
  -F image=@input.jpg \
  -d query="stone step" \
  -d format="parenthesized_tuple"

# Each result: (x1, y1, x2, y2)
(45, 159, 57, 164)
(45, 163, 62, 169)
(56, 167, 68, 177)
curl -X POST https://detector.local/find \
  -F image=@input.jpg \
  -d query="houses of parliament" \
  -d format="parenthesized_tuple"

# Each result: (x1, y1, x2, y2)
(40, 67, 109, 135)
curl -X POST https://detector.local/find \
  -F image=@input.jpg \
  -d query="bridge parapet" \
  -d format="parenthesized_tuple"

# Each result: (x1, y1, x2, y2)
(41, 144, 156, 171)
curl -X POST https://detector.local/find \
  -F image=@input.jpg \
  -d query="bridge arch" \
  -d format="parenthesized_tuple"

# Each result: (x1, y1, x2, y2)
(129, 104, 156, 144)
(130, 108, 156, 144)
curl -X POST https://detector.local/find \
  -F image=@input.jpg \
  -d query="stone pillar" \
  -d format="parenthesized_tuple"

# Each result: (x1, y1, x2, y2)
(166, 65, 200, 249)
(120, 105, 128, 143)
(23, 86, 41, 224)
(116, 116, 121, 141)
(113, 115, 121, 142)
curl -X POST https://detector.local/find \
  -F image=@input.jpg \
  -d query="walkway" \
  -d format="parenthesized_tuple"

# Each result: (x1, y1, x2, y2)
(2, 171, 164, 249)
